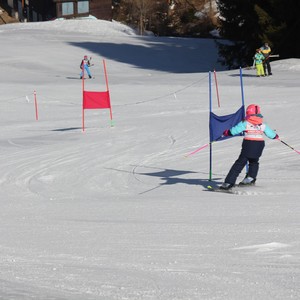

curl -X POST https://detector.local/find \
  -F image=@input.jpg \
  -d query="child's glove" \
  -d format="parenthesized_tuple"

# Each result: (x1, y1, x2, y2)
(223, 129, 232, 137)
(274, 134, 279, 140)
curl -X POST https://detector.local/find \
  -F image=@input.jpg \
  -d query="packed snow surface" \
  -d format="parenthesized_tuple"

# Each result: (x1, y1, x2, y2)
(0, 19, 299, 299)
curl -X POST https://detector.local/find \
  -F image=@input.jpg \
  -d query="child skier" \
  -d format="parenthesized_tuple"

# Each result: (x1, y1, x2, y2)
(219, 104, 278, 190)
(80, 55, 92, 79)
(254, 49, 265, 77)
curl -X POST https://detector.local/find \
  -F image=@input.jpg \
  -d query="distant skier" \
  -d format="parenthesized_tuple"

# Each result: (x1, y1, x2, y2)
(80, 55, 92, 79)
(219, 104, 278, 190)
(260, 42, 272, 76)
(254, 49, 265, 77)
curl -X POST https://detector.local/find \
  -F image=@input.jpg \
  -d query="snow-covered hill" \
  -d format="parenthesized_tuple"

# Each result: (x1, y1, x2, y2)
(0, 19, 299, 299)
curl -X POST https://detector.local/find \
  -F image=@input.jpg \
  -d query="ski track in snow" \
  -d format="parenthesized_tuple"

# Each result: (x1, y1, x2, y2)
(233, 242, 291, 253)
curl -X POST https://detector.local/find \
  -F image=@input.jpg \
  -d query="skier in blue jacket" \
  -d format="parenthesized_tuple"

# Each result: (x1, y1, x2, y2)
(220, 104, 278, 190)
(254, 49, 265, 77)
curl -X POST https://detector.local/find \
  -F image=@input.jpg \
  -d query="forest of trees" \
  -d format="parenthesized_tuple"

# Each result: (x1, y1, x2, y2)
(112, 0, 218, 37)
(217, 0, 300, 68)
(112, 0, 300, 69)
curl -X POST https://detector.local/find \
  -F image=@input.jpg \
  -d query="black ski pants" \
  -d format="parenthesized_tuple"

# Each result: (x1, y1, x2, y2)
(264, 59, 272, 75)
(225, 155, 259, 185)
(225, 140, 265, 185)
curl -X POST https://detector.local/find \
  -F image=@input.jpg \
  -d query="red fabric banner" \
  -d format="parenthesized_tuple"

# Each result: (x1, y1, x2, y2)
(83, 91, 111, 109)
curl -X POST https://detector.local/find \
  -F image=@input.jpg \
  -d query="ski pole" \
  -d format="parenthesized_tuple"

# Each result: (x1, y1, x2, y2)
(185, 142, 210, 157)
(89, 57, 94, 66)
(185, 135, 224, 158)
(279, 139, 300, 155)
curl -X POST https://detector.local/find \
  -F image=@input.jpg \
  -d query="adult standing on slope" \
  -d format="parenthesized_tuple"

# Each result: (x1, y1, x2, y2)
(260, 42, 272, 76)
(219, 104, 279, 191)
(80, 55, 92, 79)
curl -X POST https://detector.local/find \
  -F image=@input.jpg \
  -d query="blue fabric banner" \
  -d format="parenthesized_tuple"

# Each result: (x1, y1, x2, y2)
(209, 106, 245, 142)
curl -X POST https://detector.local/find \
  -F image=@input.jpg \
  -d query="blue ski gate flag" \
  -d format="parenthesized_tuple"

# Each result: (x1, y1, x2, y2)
(209, 106, 245, 142)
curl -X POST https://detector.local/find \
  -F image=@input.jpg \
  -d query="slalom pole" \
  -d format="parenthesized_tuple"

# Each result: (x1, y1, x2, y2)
(82, 60, 85, 132)
(213, 70, 220, 107)
(240, 67, 249, 174)
(279, 139, 300, 154)
(34, 90, 38, 121)
(103, 59, 114, 127)
(239, 67, 245, 109)
(103, 59, 109, 91)
(209, 71, 213, 181)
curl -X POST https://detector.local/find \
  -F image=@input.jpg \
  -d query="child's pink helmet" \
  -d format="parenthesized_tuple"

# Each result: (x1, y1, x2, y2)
(84, 55, 88, 59)
(246, 104, 261, 115)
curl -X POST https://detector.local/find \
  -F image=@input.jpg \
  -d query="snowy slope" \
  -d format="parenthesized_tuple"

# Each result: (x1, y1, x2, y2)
(0, 19, 299, 299)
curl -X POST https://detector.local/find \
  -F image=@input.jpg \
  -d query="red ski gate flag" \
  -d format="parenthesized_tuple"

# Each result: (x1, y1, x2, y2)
(83, 91, 111, 109)
(82, 59, 113, 131)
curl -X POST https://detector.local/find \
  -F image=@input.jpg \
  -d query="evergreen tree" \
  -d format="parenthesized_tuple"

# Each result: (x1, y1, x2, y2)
(217, 0, 263, 68)
(217, 0, 300, 68)
(264, 0, 300, 59)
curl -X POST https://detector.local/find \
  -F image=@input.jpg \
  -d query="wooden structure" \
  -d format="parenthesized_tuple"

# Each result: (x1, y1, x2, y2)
(0, 0, 112, 22)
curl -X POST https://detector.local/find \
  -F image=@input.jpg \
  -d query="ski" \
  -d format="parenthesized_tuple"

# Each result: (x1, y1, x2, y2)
(79, 77, 95, 80)
(206, 184, 258, 195)
(206, 185, 236, 194)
